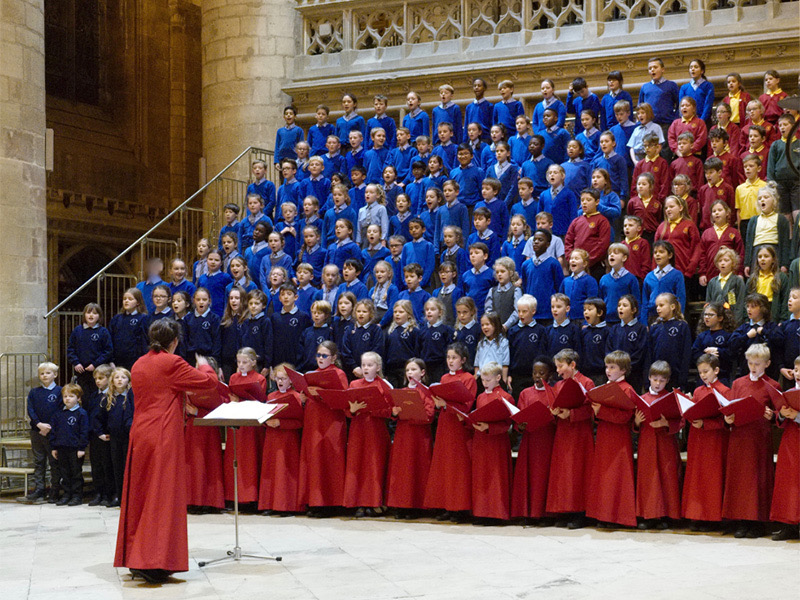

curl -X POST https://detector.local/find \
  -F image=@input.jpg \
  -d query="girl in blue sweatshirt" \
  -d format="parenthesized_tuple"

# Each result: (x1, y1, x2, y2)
(420, 297, 455, 383)
(384, 300, 421, 388)
(649, 293, 692, 390)
(184, 288, 222, 365)
(98, 367, 134, 506)
(109, 288, 149, 370)
(67, 303, 113, 396)
(341, 299, 385, 378)
(197, 249, 233, 318)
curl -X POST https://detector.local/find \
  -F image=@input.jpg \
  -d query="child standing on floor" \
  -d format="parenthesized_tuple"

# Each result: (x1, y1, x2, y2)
(511, 356, 557, 523)
(24, 362, 62, 503)
(424, 343, 477, 522)
(86, 365, 114, 506)
(98, 367, 134, 507)
(386, 359, 435, 519)
(691, 301, 735, 385)
(634, 361, 682, 530)
(258, 363, 304, 515)
(344, 352, 393, 518)
(587, 351, 637, 528)
(683, 353, 730, 531)
(49, 383, 89, 506)
(341, 299, 385, 378)
(547, 349, 595, 529)
(722, 343, 777, 538)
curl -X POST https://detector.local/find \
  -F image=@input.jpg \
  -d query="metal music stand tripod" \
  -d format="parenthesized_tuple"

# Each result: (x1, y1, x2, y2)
(194, 418, 283, 567)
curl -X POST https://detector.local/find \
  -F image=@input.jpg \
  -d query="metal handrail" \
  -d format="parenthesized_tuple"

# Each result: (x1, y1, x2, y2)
(44, 146, 272, 318)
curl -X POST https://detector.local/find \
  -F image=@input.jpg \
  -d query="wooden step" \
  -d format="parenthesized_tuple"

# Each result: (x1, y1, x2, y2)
(0, 439, 32, 450)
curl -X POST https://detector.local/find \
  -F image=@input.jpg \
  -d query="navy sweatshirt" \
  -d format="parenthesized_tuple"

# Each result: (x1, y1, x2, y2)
(84, 388, 107, 437)
(606, 319, 650, 375)
(184, 310, 222, 362)
(454, 322, 481, 366)
(508, 322, 548, 376)
(240, 312, 273, 367)
(99, 391, 134, 438)
(27, 384, 62, 429)
(546, 320, 583, 357)
(270, 308, 312, 368)
(50, 406, 89, 449)
(384, 325, 421, 370)
(580, 323, 611, 378)
(341, 322, 385, 374)
(66, 325, 113, 370)
(299, 325, 334, 372)
(419, 322, 455, 368)
(109, 312, 149, 365)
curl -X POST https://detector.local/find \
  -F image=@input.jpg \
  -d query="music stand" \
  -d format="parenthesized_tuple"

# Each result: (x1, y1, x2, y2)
(195, 407, 285, 567)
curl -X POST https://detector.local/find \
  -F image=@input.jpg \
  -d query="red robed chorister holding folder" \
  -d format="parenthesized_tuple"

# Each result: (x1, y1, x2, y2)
(633, 390, 682, 422)
(549, 378, 587, 410)
(714, 388, 766, 427)
(764, 386, 800, 412)
(316, 386, 391, 414)
(388, 389, 430, 422)
(267, 392, 304, 420)
(586, 382, 637, 411)
(284, 367, 348, 395)
(511, 401, 554, 430)
(452, 396, 519, 425)
(676, 389, 720, 421)
(228, 380, 269, 403)
(415, 380, 474, 406)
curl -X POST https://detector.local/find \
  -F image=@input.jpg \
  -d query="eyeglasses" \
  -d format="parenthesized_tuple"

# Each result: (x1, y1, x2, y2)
(316, 353, 331, 359)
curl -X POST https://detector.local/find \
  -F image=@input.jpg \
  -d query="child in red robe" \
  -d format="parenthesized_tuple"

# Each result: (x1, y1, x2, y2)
(634, 361, 682, 529)
(386, 358, 434, 519)
(770, 356, 800, 541)
(546, 349, 595, 529)
(722, 343, 776, 538)
(225, 348, 266, 507)
(587, 351, 637, 528)
(511, 356, 556, 523)
(298, 341, 350, 517)
(184, 359, 225, 512)
(469, 361, 514, 523)
(258, 363, 304, 515)
(683, 354, 730, 531)
(424, 342, 477, 522)
(343, 351, 393, 517)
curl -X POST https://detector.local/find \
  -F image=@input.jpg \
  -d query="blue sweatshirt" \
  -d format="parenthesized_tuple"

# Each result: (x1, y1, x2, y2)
(27, 384, 62, 429)
(240, 312, 273, 367)
(184, 310, 222, 362)
(580, 323, 610, 378)
(99, 390, 134, 438)
(67, 325, 113, 371)
(508, 322, 547, 376)
(341, 322, 385, 374)
(649, 319, 692, 390)
(50, 405, 89, 449)
(385, 325, 421, 370)
(546, 320, 583, 356)
(520, 257, 564, 319)
(109, 312, 149, 367)
(270, 308, 312, 368)
(560, 273, 600, 320)
(419, 322, 455, 368)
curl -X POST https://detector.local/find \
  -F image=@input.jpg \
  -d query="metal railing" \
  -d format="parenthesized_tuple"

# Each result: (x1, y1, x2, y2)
(0, 353, 49, 439)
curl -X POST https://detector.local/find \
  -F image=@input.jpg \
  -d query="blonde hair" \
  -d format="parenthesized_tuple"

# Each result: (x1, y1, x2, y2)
(424, 297, 446, 318)
(388, 299, 417, 333)
(493, 256, 517, 281)
(480, 361, 503, 377)
(663, 194, 690, 223)
(655, 292, 685, 322)
(757, 182, 780, 213)
(106, 367, 131, 411)
(516, 294, 537, 312)
(61, 383, 83, 403)
(604, 350, 631, 374)
(361, 351, 384, 376)
(38, 362, 59, 374)
(608, 242, 629, 257)
(744, 343, 770, 361)
(366, 183, 386, 205)
(310, 300, 332, 318)
(507, 214, 532, 241)
(236, 347, 258, 363)
(93, 364, 113, 380)
(713, 246, 739, 271)
(570, 248, 590, 265)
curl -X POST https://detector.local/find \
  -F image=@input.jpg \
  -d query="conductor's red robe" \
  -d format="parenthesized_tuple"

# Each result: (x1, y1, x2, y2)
(586, 379, 637, 527)
(184, 378, 225, 509)
(471, 387, 513, 520)
(682, 381, 730, 522)
(546, 373, 595, 515)
(386, 387, 434, 509)
(224, 371, 266, 503)
(424, 370, 477, 512)
(114, 351, 217, 572)
(721, 374, 776, 522)
(511, 386, 555, 519)
(635, 391, 682, 520)
(770, 410, 799, 525)
(343, 377, 393, 508)
(258, 389, 304, 512)
(298, 365, 349, 507)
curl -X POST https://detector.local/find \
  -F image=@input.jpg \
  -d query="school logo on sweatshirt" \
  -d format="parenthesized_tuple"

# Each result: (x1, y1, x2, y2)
(67, 415, 77, 426)
(202, 321, 211, 330)
(251, 325, 260, 335)
(361, 332, 371, 341)
(130, 318, 139, 326)
(91, 333, 100, 341)
(47, 394, 58, 403)
(714, 334, 726, 345)
(592, 333, 603, 345)
(290, 318, 299, 327)
(627, 331, 639, 342)
(558, 334, 569, 344)
(528, 332, 539, 343)
(668, 325, 680, 337)
(432, 331, 442, 341)
(465, 334, 476, 345)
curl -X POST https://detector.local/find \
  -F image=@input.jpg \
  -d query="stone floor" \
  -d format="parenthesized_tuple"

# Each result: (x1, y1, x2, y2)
(2, 501, 798, 600)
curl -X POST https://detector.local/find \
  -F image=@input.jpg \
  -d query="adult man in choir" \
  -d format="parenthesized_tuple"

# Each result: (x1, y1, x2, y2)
(114, 319, 218, 584)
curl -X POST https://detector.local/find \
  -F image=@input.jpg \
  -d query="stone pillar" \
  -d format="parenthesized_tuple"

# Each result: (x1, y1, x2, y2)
(0, 0, 48, 353)
(201, 0, 299, 185)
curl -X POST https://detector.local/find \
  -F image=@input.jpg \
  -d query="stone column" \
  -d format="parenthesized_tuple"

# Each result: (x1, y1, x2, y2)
(201, 0, 300, 185)
(0, 0, 48, 353)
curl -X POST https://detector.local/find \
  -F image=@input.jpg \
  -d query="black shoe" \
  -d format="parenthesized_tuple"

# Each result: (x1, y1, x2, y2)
(23, 489, 45, 503)
(655, 519, 670, 530)
(47, 493, 59, 504)
(554, 519, 569, 528)
(450, 511, 470, 523)
(88, 494, 103, 506)
(56, 496, 70, 506)
(261, 509, 274, 516)
(637, 520, 650, 530)
(67, 497, 82, 506)
(108, 497, 120, 508)
(354, 507, 366, 518)
(733, 524, 749, 538)
(567, 516, 588, 530)
(745, 524, 765, 538)
(100, 498, 111, 507)
(129, 568, 171, 584)
(772, 526, 800, 541)
(435, 511, 451, 521)
(404, 509, 419, 520)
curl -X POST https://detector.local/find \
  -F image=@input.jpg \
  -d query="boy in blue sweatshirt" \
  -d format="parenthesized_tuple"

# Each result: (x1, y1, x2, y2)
(599, 243, 640, 324)
(546, 293, 583, 355)
(510, 178, 538, 227)
(560, 248, 599, 320)
(591, 131, 629, 202)
(567, 77, 602, 136)
(541, 107, 571, 165)
(273, 106, 304, 165)
(465, 78, 493, 142)
(580, 298, 610, 382)
(218, 203, 241, 250)
(450, 143, 485, 208)
(23, 362, 62, 503)
(337, 258, 370, 301)
(539, 164, 579, 238)
(461, 242, 496, 318)
(520, 135, 555, 199)
(247, 160, 277, 221)
(466, 207, 502, 267)
(270, 283, 313, 368)
(398, 263, 432, 324)
(600, 71, 634, 131)
(520, 229, 564, 320)
(49, 383, 89, 506)
(386, 127, 416, 184)
(433, 84, 463, 144)
(308, 104, 335, 157)
(322, 135, 347, 178)
(493, 80, 525, 133)
(475, 178, 510, 240)
(400, 218, 436, 288)
(367, 94, 397, 150)
(507, 294, 548, 398)
(432, 122, 458, 171)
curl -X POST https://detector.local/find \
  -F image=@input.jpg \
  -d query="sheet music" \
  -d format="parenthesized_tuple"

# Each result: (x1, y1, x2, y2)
(203, 401, 283, 423)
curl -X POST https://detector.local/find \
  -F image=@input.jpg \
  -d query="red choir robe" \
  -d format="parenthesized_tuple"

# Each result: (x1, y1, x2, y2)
(386, 385, 434, 509)
(258, 388, 304, 512)
(424, 370, 477, 512)
(224, 370, 267, 503)
(721, 374, 777, 522)
(511, 385, 556, 519)
(682, 381, 730, 522)
(115, 352, 217, 572)
(546, 373, 595, 515)
(770, 392, 800, 525)
(343, 377, 393, 508)
(635, 390, 682, 520)
(586, 378, 637, 527)
(183, 379, 225, 509)
(470, 386, 514, 520)
(298, 365, 349, 507)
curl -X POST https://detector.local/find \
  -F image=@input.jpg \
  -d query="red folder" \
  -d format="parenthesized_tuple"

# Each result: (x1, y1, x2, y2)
(229, 380, 269, 403)
(550, 378, 587, 410)
(677, 389, 721, 421)
(633, 391, 681, 422)
(764, 384, 788, 412)
(468, 397, 519, 423)
(511, 401, 554, 430)
(389, 389, 430, 422)
(284, 367, 309, 394)
(428, 380, 475, 406)
(784, 388, 800, 411)
(186, 379, 230, 410)
(267, 392, 304, 420)
(586, 382, 637, 411)
(717, 394, 766, 427)
(306, 369, 347, 390)
(314, 389, 353, 411)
